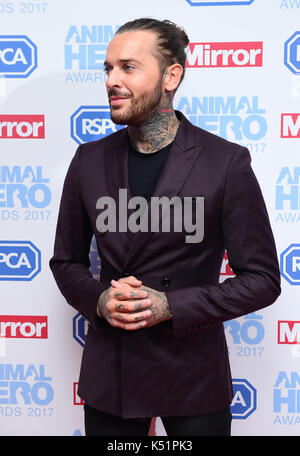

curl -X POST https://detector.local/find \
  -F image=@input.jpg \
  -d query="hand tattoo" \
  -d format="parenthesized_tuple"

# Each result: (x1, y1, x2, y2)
(139, 287, 172, 326)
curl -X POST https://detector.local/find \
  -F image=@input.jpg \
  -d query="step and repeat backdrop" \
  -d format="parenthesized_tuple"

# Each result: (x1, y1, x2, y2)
(0, 0, 299, 436)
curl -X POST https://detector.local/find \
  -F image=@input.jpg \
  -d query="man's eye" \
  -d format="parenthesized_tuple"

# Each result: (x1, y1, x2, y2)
(104, 67, 112, 74)
(124, 65, 135, 71)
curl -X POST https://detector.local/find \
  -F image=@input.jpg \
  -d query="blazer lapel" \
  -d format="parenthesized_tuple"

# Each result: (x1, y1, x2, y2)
(103, 128, 132, 234)
(121, 113, 204, 271)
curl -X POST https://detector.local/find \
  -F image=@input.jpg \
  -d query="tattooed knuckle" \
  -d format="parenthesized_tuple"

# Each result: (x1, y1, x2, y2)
(108, 288, 115, 298)
(107, 303, 115, 313)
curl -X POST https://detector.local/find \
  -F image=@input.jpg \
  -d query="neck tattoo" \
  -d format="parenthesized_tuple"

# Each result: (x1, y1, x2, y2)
(128, 92, 180, 154)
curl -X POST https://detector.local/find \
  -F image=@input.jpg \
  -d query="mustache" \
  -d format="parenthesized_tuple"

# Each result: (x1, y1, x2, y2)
(108, 89, 132, 98)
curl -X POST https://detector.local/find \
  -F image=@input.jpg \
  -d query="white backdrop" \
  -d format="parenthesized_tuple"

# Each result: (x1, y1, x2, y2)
(0, 0, 299, 436)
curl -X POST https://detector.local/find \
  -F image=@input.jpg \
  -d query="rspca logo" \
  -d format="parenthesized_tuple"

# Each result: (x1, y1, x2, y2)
(0, 35, 37, 78)
(71, 106, 124, 144)
(73, 312, 89, 347)
(230, 379, 257, 419)
(185, 0, 255, 5)
(0, 241, 41, 281)
(177, 96, 267, 142)
(284, 32, 300, 75)
(280, 244, 300, 285)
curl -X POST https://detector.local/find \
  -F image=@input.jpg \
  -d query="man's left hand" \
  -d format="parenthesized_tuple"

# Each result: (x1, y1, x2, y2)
(111, 279, 172, 329)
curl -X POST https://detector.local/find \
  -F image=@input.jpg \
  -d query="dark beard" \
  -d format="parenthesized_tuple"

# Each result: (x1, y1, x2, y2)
(110, 79, 163, 127)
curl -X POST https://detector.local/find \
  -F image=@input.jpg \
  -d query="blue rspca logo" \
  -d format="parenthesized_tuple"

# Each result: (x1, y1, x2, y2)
(230, 379, 257, 419)
(73, 312, 89, 347)
(280, 244, 300, 285)
(0, 241, 41, 281)
(70, 106, 124, 144)
(185, 0, 255, 6)
(284, 32, 300, 74)
(0, 35, 37, 78)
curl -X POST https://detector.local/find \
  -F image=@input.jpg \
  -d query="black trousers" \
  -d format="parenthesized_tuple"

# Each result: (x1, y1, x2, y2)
(84, 403, 232, 436)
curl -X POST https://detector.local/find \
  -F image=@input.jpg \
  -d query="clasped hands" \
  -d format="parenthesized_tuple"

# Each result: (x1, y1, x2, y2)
(97, 276, 172, 330)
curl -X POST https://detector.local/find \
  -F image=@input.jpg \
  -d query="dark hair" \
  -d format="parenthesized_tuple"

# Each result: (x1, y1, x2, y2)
(116, 18, 189, 90)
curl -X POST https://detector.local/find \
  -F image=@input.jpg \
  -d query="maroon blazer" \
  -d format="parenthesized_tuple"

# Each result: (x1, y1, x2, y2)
(49, 111, 281, 418)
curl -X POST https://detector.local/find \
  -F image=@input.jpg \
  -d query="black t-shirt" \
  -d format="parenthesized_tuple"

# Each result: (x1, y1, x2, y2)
(128, 143, 172, 201)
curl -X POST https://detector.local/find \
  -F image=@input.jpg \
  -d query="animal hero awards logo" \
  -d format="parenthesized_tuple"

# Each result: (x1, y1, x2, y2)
(64, 25, 119, 83)
(0, 2, 48, 15)
(0, 363, 54, 418)
(275, 167, 300, 224)
(224, 311, 265, 359)
(0, 35, 37, 78)
(273, 371, 300, 426)
(221, 254, 266, 358)
(177, 96, 267, 150)
(280, 1, 300, 9)
(0, 165, 52, 222)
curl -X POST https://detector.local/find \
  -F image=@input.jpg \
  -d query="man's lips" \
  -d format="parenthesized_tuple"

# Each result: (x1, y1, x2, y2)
(109, 96, 130, 106)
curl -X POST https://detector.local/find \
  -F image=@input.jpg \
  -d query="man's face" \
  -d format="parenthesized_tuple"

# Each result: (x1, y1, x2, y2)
(104, 30, 165, 126)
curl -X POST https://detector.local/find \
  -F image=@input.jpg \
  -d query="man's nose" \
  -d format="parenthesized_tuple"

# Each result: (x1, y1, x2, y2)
(106, 68, 122, 89)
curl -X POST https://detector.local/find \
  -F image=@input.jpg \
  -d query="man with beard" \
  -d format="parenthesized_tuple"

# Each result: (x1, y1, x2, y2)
(50, 18, 281, 436)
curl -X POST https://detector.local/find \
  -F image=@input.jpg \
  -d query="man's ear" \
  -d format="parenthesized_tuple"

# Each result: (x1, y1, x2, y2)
(163, 63, 183, 93)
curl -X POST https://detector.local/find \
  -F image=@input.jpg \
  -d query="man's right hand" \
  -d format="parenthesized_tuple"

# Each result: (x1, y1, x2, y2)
(97, 276, 153, 330)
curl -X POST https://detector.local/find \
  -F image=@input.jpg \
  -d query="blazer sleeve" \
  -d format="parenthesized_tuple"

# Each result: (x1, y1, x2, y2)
(49, 145, 107, 327)
(165, 146, 281, 339)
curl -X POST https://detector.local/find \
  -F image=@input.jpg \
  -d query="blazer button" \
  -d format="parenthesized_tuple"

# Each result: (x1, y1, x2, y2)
(161, 277, 171, 287)
(123, 272, 131, 277)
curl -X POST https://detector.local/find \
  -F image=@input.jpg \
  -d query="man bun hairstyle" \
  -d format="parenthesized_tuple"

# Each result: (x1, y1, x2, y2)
(116, 18, 189, 90)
